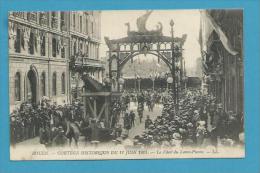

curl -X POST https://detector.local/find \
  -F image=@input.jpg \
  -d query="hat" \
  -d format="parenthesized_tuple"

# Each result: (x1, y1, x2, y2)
(148, 135, 153, 139)
(58, 126, 64, 132)
(116, 137, 123, 143)
(187, 122, 193, 128)
(179, 128, 186, 134)
(217, 104, 223, 109)
(198, 121, 206, 126)
(133, 135, 140, 140)
(172, 133, 181, 140)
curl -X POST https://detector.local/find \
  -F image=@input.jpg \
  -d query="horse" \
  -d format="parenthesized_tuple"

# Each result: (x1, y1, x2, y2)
(51, 109, 81, 148)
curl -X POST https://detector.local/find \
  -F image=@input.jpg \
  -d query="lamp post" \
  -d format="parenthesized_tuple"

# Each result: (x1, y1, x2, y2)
(167, 76, 173, 91)
(170, 19, 178, 111)
(118, 77, 125, 92)
(183, 76, 188, 90)
(134, 73, 137, 92)
(136, 75, 141, 92)
(150, 73, 156, 91)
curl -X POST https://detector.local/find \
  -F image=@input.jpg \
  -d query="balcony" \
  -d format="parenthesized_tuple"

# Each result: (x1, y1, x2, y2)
(70, 54, 105, 72)
(83, 57, 104, 68)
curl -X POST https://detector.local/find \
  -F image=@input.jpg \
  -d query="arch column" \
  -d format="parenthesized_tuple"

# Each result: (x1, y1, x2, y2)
(109, 53, 120, 92)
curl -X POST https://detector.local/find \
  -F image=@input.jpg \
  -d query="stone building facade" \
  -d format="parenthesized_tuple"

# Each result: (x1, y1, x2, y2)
(200, 10, 243, 117)
(9, 12, 70, 111)
(69, 11, 104, 100)
(9, 11, 104, 111)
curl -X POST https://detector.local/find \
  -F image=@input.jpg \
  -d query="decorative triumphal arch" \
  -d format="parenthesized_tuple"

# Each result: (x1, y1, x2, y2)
(105, 10, 187, 105)
(80, 11, 187, 127)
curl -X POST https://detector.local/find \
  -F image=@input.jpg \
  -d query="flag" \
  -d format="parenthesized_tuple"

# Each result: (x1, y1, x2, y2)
(200, 10, 238, 56)
(198, 16, 203, 53)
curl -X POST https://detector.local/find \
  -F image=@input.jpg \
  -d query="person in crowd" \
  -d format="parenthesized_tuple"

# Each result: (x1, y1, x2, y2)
(10, 88, 243, 149)
(129, 110, 136, 127)
(137, 103, 144, 123)
(215, 104, 228, 138)
(196, 120, 207, 146)
(124, 113, 131, 132)
(52, 126, 67, 147)
(90, 119, 99, 142)
(145, 115, 153, 129)
(146, 93, 152, 112)
(227, 113, 240, 144)
(209, 99, 216, 125)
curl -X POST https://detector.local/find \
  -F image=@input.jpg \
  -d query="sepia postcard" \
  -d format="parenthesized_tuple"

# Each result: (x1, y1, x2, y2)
(8, 9, 244, 160)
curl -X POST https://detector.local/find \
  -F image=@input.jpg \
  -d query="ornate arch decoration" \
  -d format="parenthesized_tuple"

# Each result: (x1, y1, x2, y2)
(104, 11, 187, 93)
(118, 51, 172, 71)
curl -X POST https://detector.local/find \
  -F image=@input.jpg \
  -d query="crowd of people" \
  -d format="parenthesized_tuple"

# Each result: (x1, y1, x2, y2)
(10, 88, 244, 149)
(10, 97, 83, 146)
(129, 89, 244, 149)
(109, 89, 162, 141)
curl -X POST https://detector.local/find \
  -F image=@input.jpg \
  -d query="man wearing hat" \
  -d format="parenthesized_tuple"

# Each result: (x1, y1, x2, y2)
(124, 113, 131, 131)
(137, 102, 144, 123)
(209, 99, 216, 125)
(52, 126, 68, 147)
(129, 110, 135, 127)
(145, 115, 153, 129)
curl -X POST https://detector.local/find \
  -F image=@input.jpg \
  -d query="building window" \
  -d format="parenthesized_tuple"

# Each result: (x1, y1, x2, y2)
(13, 12, 24, 19)
(61, 73, 65, 94)
(52, 72, 57, 96)
(39, 12, 47, 26)
(29, 32, 35, 55)
(73, 41, 77, 55)
(85, 43, 89, 57)
(85, 18, 88, 34)
(27, 12, 37, 22)
(91, 22, 94, 34)
(73, 13, 76, 29)
(51, 12, 58, 29)
(14, 28, 21, 53)
(96, 46, 99, 59)
(52, 38, 57, 57)
(40, 36, 46, 56)
(80, 16, 82, 32)
(15, 72, 21, 101)
(80, 42, 83, 55)
(61, 47, 65, 58)
(60, 12, 66, 31)
(41, 72, 46, 96)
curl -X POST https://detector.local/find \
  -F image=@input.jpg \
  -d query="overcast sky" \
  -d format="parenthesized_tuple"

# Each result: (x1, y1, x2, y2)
(100, 10, 201, 74)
